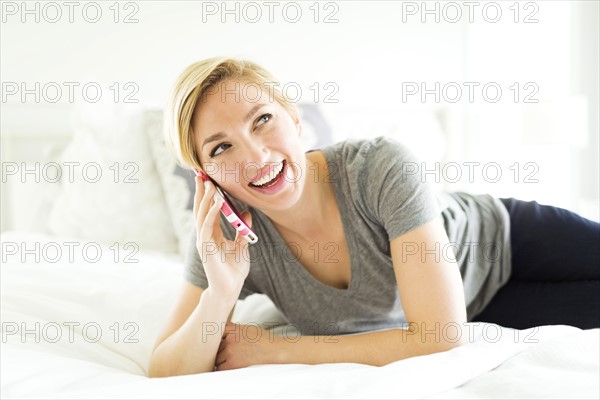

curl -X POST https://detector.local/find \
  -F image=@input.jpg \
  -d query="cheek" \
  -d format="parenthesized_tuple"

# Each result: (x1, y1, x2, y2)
(209, 160, 243, 187)
(273, 126, 301, 149)
(273, 114, 299, 135)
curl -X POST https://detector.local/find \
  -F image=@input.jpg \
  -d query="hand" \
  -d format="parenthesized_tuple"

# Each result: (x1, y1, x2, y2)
(214, 322, 285, 371)
(193, 173, 253, 297)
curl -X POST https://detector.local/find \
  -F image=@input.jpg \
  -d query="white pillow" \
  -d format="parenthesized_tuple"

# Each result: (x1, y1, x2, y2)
(47, 103, 179, 255)
(144, 109, 195, 258)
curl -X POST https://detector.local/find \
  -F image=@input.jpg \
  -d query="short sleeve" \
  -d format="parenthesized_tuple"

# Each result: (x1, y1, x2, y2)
(182, 227, 258, 300)
(361, 136, 441, 241)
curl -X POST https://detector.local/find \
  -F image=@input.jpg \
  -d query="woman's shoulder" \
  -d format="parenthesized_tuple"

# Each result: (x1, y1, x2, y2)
(324, 135, 409, 157)
(322, 136, 416, 177)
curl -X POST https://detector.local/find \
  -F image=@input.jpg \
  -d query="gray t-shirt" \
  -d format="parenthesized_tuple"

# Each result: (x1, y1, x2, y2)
(183, 136, 512, 335)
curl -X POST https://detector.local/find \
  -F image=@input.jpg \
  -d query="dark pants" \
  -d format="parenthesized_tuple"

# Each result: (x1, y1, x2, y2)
(471, 198, 600, 330)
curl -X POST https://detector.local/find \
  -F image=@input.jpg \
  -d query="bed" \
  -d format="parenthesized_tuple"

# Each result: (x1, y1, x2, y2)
(2, 230, 599, 399)
(1, 105, 598, 399)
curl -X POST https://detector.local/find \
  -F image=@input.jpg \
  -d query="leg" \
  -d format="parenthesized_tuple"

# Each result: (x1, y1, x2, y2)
(473, 198, 600, 329)
(472, 280, 600, 329)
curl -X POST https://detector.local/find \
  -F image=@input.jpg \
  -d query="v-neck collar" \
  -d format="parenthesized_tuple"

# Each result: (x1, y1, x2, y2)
(257, 147, 361, 295)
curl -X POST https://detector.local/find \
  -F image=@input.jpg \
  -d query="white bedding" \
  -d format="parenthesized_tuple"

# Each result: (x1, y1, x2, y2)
(2, 231, 598, 399)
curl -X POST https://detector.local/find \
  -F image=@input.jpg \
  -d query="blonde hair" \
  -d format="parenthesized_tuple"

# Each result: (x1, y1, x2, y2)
(164, 56, 298, 170)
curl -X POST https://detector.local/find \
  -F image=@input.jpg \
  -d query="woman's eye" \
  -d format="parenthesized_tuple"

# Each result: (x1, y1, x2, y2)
(210, 143, 231, 157)
(256, 113, 272, 127)
(209, 114, 272, 157)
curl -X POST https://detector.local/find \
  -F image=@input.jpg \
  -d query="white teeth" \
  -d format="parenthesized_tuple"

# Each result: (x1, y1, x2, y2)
(251, 161, 284, 187)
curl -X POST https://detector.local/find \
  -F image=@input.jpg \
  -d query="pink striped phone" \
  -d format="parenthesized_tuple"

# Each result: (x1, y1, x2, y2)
(194, 169, 258, 244)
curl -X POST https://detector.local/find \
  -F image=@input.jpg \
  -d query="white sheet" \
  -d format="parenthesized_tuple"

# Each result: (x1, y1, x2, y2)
(2, 231, 598, 399)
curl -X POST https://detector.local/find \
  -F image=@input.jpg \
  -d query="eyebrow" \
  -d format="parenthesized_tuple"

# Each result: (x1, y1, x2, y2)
(201, 103, 266, 150)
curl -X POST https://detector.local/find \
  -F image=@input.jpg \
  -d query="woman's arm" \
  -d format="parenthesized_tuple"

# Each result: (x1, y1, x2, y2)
(148, 284, 236, 377)
(281, 218, 469, 365)
(216, 219, 468, 370)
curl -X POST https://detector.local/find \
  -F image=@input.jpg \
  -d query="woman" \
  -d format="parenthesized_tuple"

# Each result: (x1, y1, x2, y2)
(148, 57, 600, 377)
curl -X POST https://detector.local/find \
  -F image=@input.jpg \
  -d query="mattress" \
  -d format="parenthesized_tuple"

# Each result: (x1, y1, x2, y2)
(1, 231, 598, 399)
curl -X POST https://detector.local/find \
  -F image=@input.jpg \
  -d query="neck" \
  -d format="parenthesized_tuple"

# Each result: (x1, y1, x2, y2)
(260, 152, 333, 243)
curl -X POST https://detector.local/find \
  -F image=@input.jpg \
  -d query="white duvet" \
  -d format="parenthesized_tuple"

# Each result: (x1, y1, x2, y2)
(1, 231, 598, 399)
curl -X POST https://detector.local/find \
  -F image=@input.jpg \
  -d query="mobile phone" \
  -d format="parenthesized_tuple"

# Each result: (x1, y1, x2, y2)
(194, 168, 258, 244)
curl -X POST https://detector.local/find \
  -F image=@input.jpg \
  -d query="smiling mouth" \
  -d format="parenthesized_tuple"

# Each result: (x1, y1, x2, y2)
(248, 160, 286, 188)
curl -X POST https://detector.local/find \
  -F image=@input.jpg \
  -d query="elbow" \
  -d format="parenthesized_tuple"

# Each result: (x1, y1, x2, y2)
(416, 330, 469, 356)
(442, 323, 470, 351)
(147, 349, 177, 378)
(441, 338, 468, 352)
(147, 352, 165, 378)
(147, 368, 159, 379)
(405, 318, 469, 355)
(429, 336, 469, 355)
(147, 351, 215, 378)
(147, 342, 170, 378)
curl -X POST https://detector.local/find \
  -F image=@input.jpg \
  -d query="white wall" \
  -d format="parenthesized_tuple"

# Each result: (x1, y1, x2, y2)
(1, 0, 598, 231)
(1, 1, 465, 105)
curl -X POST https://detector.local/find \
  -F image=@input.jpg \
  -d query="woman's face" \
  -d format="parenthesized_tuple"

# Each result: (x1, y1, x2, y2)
(192, 79, 306, 210)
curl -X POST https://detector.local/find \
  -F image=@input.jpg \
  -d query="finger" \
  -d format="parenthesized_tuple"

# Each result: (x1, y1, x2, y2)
(192, 169, 208, 219)
(217, 362, 227, 371)
(224, 321, 237, 334)
(211, 194, 225, 240)
(200, 195, 223, 243)
(215, 352, 226, 367)
(192, 175, 205, 220)
(196, 180, 215, 230)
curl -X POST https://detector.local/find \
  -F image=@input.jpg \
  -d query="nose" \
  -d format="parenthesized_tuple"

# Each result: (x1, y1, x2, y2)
(242, 139, 272, 182)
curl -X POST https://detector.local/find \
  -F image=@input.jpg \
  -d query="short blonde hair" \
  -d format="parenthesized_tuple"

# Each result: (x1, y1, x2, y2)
(164, 56, 298, 170)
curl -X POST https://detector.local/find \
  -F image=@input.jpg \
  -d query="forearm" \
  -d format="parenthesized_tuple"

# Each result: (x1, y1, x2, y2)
(280, 326, 466, 366)
(148, 289, 235, 377)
